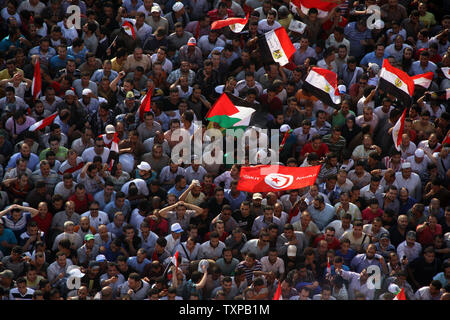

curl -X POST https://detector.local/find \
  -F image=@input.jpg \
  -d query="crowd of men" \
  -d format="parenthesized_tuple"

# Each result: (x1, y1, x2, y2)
(0, 0, 449, 301)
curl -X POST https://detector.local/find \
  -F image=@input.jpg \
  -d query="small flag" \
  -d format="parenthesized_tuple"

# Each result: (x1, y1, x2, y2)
(263, 27, 296, 66)
(279, 129, 293, 152)
(326, 258, 331, 275)
(138, 89, 152, 122)
(32, 59, 41, 101)
(393, 288, 406, 300)
(29, 112, 58, 132)
(273, 281, 282, 300)
(411, 72, 433, 89)
(108, 132, 119, 171)
(211, 13, 249, 33)
(171, 250, 179, 268)
(379, 59, 415, 107)
(392, 108, 407, 151)
(302, 67, 341, 107)
(206, 93, 255, 128)
(122, 20, 136, 40)
(442, 67, 450, 80)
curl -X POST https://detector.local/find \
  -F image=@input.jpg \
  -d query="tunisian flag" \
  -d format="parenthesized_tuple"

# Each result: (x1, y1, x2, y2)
(32, 58, 41, 101)
(237, 165, 321, 193)
(302, 67, 341, 107)
(411, 72, 433, 89)
(138, 89, 152, 122)
(29, 112, 58, 132)
(211, 13, 249, 33)
(392, 107, 407, 151)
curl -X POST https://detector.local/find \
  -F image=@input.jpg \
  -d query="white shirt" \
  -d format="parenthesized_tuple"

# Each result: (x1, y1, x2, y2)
(393, 171, 422, 201)
(340, 270, 376, 300)
(399, 141, 417, 160)
(406, 155, 430, 175)
(81, 210, 110, 230)
(396, 240, 422, 262)
(81, 147, 110, 163)
(121, 179, 149, 196)
(57, 21, 79, 43)
(260, 256, 285, 274)
(326, 220, 353, 239)
(359, 184, 384, 200)
(151, 54, 173, 74)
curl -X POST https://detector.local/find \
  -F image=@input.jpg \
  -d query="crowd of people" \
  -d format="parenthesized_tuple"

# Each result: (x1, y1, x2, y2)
(0, 0, 449, 301)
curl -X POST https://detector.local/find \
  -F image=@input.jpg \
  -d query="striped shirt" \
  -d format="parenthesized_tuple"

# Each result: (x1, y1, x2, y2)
(381, 156, 405, 172)
(237, 260, 263, 284)
(9, 287, 34, 300)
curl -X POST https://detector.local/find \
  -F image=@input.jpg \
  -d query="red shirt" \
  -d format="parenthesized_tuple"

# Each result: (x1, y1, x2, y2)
(416, 224, 442, 247)
(32, 212, 53, 235)
(313, 234, 341, 250)
(300, 142, 329, 158)
(322, 17, 348, 39)
(204, 231, 228, 242)
(207, 9, 234, 22)
(361, 208, 383, 223)
(68, 193, 94, 214)
(147, 217, 169, 237)
(259, 93, 283, 114)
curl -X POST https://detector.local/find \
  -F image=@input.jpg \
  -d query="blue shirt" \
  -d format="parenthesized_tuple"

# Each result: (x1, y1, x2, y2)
(224, 189, 247, 211)
(307, 203, 336, 231)
(360, 51, 387, 68)
(91, 69, 119, 83)
(49, 54, 75, 72)
(127, 256, 151, 274)
(167, 185, 189, 199)
(0, 35, 26, 52)
(104, 200, 131, 221)
(0, 227, 18, 255)
(67, 46, 88, 66)
(409, 61, 437, 76)
(94, 190, 116, 210)
(350, 253, 384, 273)
(6, 152, 40, 171)
(344, 22, 372, 58)
(336, 248, 357, 266)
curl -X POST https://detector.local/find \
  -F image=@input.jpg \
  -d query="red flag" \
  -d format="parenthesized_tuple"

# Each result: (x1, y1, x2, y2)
(411, 72, 433, 89)
(32, 59, 41, 101)
(291, 0, 340, 18)
(29, 112, 58, 132)
(138, 90, 152, 122)
(327, 258, 331, 274)
(211, 13, 249, 33)
(237, 165, 321, 193)
(273, 282, 282, 300)
(122, 20, 136, 40)
(392, 108, 407, 151)
(171, 250, 179, 268)
(393, 288, 406, 300)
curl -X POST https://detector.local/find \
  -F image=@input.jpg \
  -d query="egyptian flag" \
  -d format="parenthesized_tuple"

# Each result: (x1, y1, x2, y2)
(302, 67, 341, 107)
(206, 93, 255, 128)
(171, 250, 180, 268)
(379, 59, 414, 107)
(441, 67, 450, 79)
(138, 89, 152, 122)
(392, 107, 407, 151)
(108, 132, 119, 171)
(290, 0, 340, 18)
(273, 281, 282, 300)
(412, 72, 433, 89)
(122, 20, 136, 40)
(393, 288, 406, 300)
(259, 27, 296, 67)
(32, 59, 41, 101)
(211, 13, 249, 33)
(326, 258, 331, 275)
(29, 112, 58, 132)
(237, 165, 321, 193)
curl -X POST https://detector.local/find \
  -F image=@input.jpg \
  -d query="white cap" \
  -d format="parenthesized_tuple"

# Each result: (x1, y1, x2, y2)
(187, 37, 197, 46)
(388, 283, 400, 294)
(96, 254, 106, 262)
(137, 161, 151, 171)
(401, 162, 411, 169)
(172, 1, 184, 12)
(338, 84, 347, 94)
(280, 124, 291, 133)
(105, 124, 116, 134)
(373, 20, 385, 29)
(415, 149, 424, 158)
(287, 245, 297, 257)
(65, 89, 75, 96)
(368, 62, 380, 74)
(252, 193, 263, 200)
(151, 5, 161, 13)
(171, 222, 183, 233)
(82, 88, 92, 96)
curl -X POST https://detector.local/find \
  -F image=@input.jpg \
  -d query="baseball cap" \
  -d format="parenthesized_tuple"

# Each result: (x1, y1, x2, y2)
(252, 193, 263, 200)
(280, 124, 291, 133)
(96, 254, 107, 262)
(401, 162, 411, 169)
(126, 91, 135, 100)
(85, 234, 95, 241)
(0, 270, 14, 279)
(82, 88, 92, 96)
(187, 37, 196, 46)
(171, 222, 183, 233)
(137, 161, 151, 171)
(151, 5, 161, 13)
(415, 149, 424, 158)
(172, 1, 184, 12)
(380, 232, 390, 240)
(287, 245, 297, 257)
(89, 261, 100, 269)
(105, 124, 116, 134)
(65, 89, 76, 96)
(406, 230, 416, 239)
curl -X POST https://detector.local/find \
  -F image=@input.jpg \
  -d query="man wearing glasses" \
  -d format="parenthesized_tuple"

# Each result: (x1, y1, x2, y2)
(81, 136, 110, 164)
(240, 231, 270, 260)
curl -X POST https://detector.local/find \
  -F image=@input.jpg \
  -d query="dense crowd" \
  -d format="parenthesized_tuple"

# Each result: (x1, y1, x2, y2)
(0, 0, 449, 301)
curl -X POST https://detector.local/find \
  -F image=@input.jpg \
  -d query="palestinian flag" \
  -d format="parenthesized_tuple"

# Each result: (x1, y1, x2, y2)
(379, 59, 414, 107)
(302, 67, 341, 107)
(206, 93, 255, 128)
(393, 288, 406, 300)
(290, 0, 340, 18)
(412, 72, 433, 89)
(392, 107, 407, 151)
(122, 20, 136, 40)
(32, 58, 41, 101)
(211, 13, 249, 33)
(259, 27, 296, 67)
(138, 89, 152, 122)
(442, 67, 450, 79)
(273, 281, 282, 300)
(29, 112, 58, 132)
(108, 132, 119, 171)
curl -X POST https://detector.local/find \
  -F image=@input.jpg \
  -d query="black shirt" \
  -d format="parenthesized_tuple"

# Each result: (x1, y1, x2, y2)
(389, 223, 413, 248)
(408, 256, 442, 289)
(232, 209, 255, 237)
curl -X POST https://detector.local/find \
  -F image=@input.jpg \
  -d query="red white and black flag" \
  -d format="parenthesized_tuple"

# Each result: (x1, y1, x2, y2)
(258, 27, 296, 66)
(302, 67, 341, 107)
(32, 58, 41, 101)
(138, 88, 152, 122)
(379, 59, 415, 107)
(211, 13, 249, 33)
(392, 107, 407, 151)
(122, 20, 136, 40)
(411, 72, 433, 89)
(108, 132, 120, 172)
(29, 112, 58, 132)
